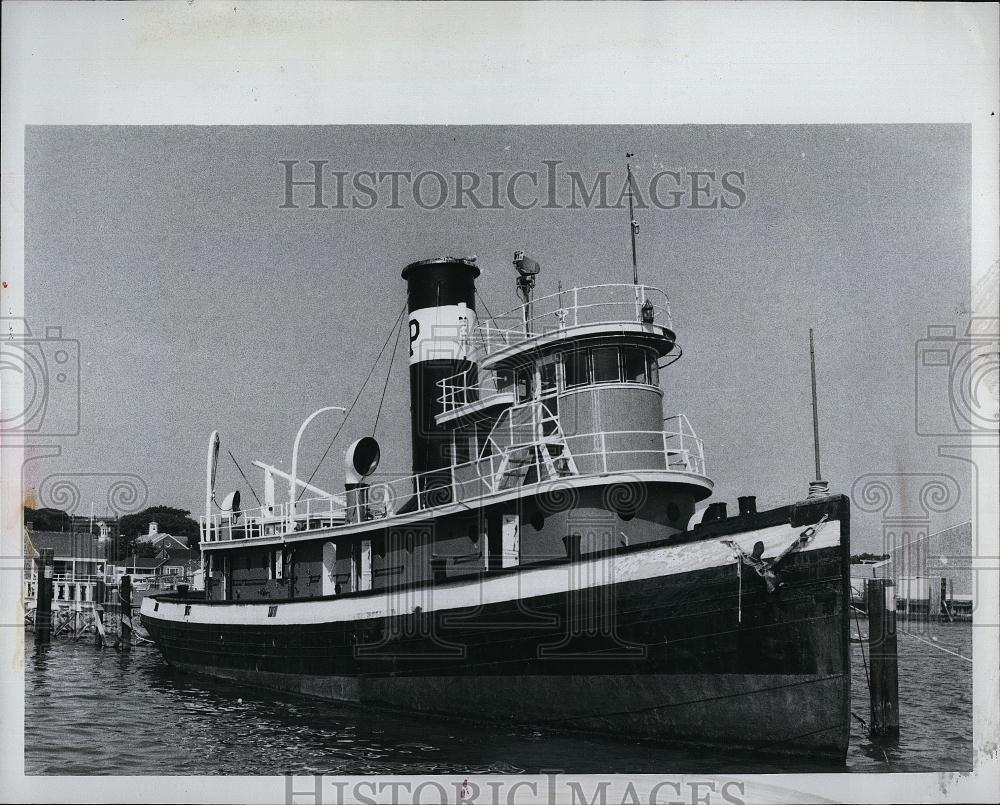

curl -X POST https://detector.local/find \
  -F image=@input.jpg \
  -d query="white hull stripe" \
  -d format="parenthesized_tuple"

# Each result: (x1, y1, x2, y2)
(142, 520, 841, 627)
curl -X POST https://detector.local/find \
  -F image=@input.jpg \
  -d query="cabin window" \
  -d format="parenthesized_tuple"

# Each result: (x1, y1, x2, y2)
(266, 549, 283, 580)
(563, 348, 589, 388)
(592, 347, 621, 383)
(495, 368, 514, 393)
(514, 366, 533, 403)
(622, 346, 647, 383)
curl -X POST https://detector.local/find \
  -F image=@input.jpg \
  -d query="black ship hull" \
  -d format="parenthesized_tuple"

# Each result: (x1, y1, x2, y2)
(142, 496, 850, 759)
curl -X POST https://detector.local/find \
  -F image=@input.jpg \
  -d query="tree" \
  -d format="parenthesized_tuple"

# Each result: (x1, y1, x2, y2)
(23, 507, 70, 531)
(117, 506, 201, 559)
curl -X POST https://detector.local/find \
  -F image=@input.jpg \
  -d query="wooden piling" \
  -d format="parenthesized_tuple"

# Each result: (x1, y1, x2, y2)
(35, 548, 54, 643)
(865, 578, 900, 742)
(118, 575, 133, 652)
(94, 579, 107, 647)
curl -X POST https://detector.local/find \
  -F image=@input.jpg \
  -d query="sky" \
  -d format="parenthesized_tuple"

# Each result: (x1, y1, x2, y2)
(23, 125, 973, 551)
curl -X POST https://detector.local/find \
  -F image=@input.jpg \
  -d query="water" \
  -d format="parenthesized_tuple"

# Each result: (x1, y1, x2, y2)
(23, 621, 972, 775)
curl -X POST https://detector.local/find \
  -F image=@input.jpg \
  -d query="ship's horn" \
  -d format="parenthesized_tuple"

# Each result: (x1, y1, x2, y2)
(219, 489, 241, 514)
(345, 437, 380, 486)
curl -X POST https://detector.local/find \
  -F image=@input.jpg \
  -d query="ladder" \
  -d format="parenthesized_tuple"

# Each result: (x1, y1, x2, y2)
(487, 400, 579, 492)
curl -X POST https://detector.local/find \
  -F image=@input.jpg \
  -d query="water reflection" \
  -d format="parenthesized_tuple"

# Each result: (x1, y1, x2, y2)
(23, 624, 973, 776)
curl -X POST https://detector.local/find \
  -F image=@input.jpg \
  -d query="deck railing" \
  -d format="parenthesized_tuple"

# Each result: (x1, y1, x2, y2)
(437, 366, 513, 414)
(477, 284, 673, 356)
(201, 418, 706, 544)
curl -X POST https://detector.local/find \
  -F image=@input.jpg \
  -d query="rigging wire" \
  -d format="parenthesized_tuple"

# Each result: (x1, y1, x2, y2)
(474, 286, 501, 351)
(373, 302, 406, 439)
(297, 298, 409, 500)
(227, 449, 263, 506)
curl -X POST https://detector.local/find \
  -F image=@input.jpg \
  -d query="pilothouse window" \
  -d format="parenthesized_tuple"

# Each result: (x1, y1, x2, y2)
(622, 346, 647, 383)
(564, 348, 589, 388)
(592, 347, 621, 383)
(647, 351, 660, 386)
(539, 358, 558, 395)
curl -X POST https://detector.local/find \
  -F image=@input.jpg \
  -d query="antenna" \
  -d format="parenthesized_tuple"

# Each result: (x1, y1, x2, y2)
(809, 328, 823, 483)
(626, 153, 639, 286)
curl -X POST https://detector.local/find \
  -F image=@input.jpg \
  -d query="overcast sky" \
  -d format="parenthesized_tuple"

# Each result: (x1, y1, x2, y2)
(24, 125, 972, 550)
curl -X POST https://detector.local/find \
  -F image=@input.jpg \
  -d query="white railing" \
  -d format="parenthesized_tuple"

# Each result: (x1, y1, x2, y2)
(437, 366, 514, 414)
(25, 574, 107, 605)
(201, 419, 707, 544)
(662, 413, 706, 476)
(477, 284, 673, 355)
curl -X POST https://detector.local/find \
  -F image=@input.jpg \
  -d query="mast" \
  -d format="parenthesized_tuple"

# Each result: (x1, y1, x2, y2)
(626, 153, 639, 286)
(513, 251, 540, 335)
(809, 328, 822, 481)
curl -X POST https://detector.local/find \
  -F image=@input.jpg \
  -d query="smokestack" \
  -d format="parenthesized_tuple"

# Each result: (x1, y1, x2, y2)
(402, 257, 480, 481)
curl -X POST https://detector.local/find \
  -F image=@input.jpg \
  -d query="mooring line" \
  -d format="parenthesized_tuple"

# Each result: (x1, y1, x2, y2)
(898, 628, 972, 663)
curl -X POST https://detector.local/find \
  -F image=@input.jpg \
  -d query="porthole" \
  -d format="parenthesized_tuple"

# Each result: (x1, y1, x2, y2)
(666, 502, 680, 524)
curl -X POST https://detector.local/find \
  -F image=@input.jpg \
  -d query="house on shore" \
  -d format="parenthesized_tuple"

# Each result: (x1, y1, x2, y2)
(155, 546, 201, 589)
(134, 521, 190, 552)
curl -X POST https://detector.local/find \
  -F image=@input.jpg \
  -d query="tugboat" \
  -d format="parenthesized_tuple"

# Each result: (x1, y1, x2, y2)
(141, 191, 851, 759)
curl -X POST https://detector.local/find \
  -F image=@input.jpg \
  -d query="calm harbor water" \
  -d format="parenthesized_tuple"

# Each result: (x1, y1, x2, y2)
(24, 620, 972, 776)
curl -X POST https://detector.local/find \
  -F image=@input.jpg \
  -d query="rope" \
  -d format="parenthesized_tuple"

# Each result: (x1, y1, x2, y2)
(227, 449, 262, 506)
(373, 302, 406, 439)
(298, 298, 408, 499)
(898, 628, 972, 663)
